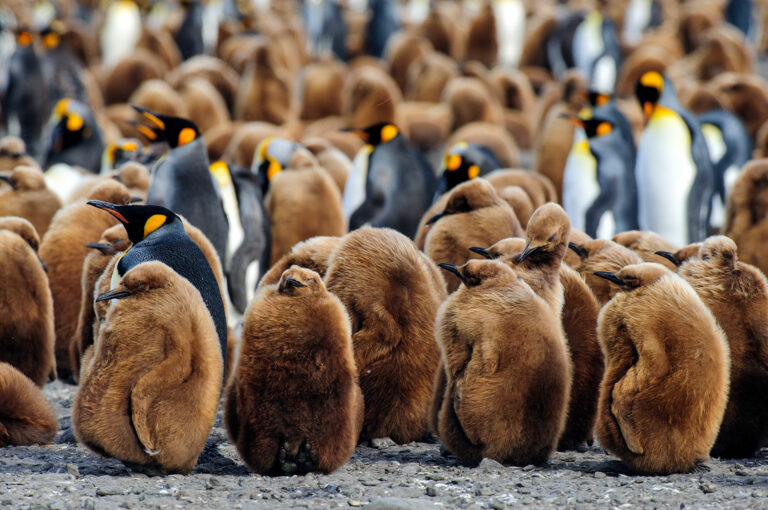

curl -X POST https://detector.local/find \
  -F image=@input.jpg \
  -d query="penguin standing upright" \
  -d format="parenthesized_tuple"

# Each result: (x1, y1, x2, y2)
(365, 0, 399, 58)
(572, 11, 621, 93)
(304, 0, 347, 60)
(39, 22, 88, 107)
(563, 110, 638, 239)
(175, 0, 204, 61)
(86, 201, 228, 370)
(100, 0, 142, 68)
(343, 123, 437, 238)
(623, 0, 663, 46)
(43, 99, 104, 174)
(135, 106, 229, 266)
(634, 71, 715, 245)
(493, 0, 525, 69)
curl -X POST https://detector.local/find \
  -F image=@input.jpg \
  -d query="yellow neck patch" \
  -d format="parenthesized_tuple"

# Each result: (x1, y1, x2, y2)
(257, 137, 273, 163)
(17, 31, 32, 47)
(381, 125, 399, 143)
(267, 159, 282, 180)
(54, 98, 70, 118)
(143, 214, 167, 238)
(177, 127, 196, 146)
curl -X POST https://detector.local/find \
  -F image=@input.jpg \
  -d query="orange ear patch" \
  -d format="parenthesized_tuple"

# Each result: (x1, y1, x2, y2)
(596, 122, 612, 136)
(381, 124, 399, 143)
(177, 127, 196, 146)
(16, 31, 32, 47)
(468, 165, 480, 179)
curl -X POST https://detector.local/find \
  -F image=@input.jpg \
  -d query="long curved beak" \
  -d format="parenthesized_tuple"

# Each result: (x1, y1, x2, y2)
(469, 247, 493, 260)
(654, 251, 679, 267)
(438, 262, 466, 285)
(594, 271, 625, 286)
(284, 276, 306, 289)
(87, 201, 129, 224)
(85, 242, 114, 254)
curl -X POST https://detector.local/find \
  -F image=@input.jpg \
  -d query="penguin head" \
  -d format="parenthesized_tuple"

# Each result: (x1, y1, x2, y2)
(132, 106, 200, 149)
(0, 136, 30, 168)
(426, 178, 500, 225)
(518, 203, 571, 264)
(103, 139, 142, 170)
(85, 224, 131, 256)
(95, 261, 176, 303)
(697, 236, 737, 268)
(0, 165, 46, 191)
(588, 91, 612, 108)
(594, 262, 669, 291)
(14, 27, 34, 48)
(0, 217, 40, 252)
(655, 243, 703, 267)
(563, 112, 615, 140)
(469, 237, 526, 263)
(438, 259, 517, 289)
(277, 265, 324, 296)
(345, 123, 400, 147)
(635, 71, 665, 120)
(40, 21, 64, 51)
(86, 201, 181, 245)
(437, 142, 489, 195)
(45, 99, 98, 162)
(253, 137, 301, 194)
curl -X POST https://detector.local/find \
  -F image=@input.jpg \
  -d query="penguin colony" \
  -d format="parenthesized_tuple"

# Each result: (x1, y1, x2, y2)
(2, 0, 768, 481)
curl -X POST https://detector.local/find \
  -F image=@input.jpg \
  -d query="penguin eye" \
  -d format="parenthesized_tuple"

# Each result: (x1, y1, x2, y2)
(547, 233, 557, 242)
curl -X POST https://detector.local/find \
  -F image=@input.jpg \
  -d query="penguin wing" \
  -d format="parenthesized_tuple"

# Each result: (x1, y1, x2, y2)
(610, 371, 645, 455)
(438, 381, 484, 460)
(681, 111, 716, 242)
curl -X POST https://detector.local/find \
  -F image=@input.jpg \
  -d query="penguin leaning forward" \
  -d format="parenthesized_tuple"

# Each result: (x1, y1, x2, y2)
(86, 202, 229, 372)
(634, 71, 715, 245)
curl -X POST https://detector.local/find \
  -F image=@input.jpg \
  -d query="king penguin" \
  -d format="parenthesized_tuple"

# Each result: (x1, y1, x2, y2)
(100, 0, 142, 68)
(86, 201, 228, 370)
(364, 0, 399, 58)
(135, 106, 229, 267)
(342, 123, 437, 239)
(303, 0, 347, 60)
(435, 142, 500, 198)
(572, 11, 621, 94)
(43, 98, 104, 174)
(175, 0, 204, 61)
(634, 71, 715, 245)
(563, 109, 638, 239)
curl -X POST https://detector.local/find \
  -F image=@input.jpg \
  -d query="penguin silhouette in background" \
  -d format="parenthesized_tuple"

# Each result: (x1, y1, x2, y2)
(563, 111, 638, 239)
(210, 161, 271, 314)
(623, 0, 663, 46)
(43, 99, 104, 174)
(587, 91, 636, 162)
(546, 12, 585, 79)
(39, 22, 88, 108)
(135, 106, 229, 266)
(100, 0, 142, 68)
(634, 71, 715, 245)
(494, 0, 525, 69)
(304, 0, 347, 60)
(175, 0, 204, 61)
(572, 11, 621, 93)
(2, 27, 50, 159)
(343, 123, 437, 239)
(435, 142, 500, 199)
(365, 0, 399, 58)
(87, 201, 228, 370)
(696, 110, 751, 231)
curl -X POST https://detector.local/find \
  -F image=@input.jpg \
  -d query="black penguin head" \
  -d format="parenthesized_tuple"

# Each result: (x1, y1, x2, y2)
(86, 201, 180, 245)
(103, 138, 142, 170)
(132, 106, 200, 148)
(345, 123, 400, 146)
(40, 21, 64, 50)
(438, 143, 482, 195)
(562, 113, 614, 139)
(45, 99, 97, 161)
(14, 27, 34, 48)
(588, 91, 612, 108)
(635, 71, 664, 120)
(253, 137, 300, 194)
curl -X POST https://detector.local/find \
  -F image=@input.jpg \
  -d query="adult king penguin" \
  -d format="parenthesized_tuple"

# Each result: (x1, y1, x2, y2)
(563, 110, 638, 239)
(634, 71, 715, 246)
(135, 106, 229, 266)
(342, 123, 437, 239)
(435, 142, 500, 198)
(86, 201, 228, 370)
(43, 99, 104, 174)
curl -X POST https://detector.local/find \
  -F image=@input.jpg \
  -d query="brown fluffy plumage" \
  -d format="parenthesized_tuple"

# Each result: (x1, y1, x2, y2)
(0, 222, 55, 387)
(225, 266, 363, 475)
(260, 236, 339, 288)
(0, 136, 36, 171)
(723, 159, 768, 277)
(299, 62, 346, 121)
(612, 230, 678, 271)
(464, 2, 498, 68)
(568, 239, 643, 305)
(324, 228, 444, 443)
(178, 77, 231, 135)
(442, 77, 504, 131)
(0, 165, 62, 238)
(67, 163, 150, 204)
(40, 180, 132, 380)
(0, 363, 57, 446)
(343, 66, 402, 128)
(678, 236, 768, 458)
(423, 179, 523, 293)
(234, 43, 293, 124)
(435, 259, 571, 465)
(74, 261, 222, 474)
(485, 169, 557, 209)
(595, 263, 729, 474)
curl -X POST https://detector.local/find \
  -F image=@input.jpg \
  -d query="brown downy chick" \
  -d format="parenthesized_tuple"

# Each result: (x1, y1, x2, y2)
(484, 169, 558, 210)
(612, 230, 678, 271)
(324, 228, 442, 444)
(0, 221, 55, 387)
(563, 229, 592, 268)
(423, 179, 523, 293)
(40, 179, 133, 380)
(497, 185, 534, 228)
(678, 236, 768, 458)
(0, 363, 57, 446)
(567, 239, 643, 305)
(654, 243, 703, 269)
(225, 266, 363, 475)
(0, 136, 36, 171)
(435, 259, 570, 465)
(723, 159, 768, 277)
(0, 165, 63, 237)
(74, 261, 222, 475)
(595, 263, 729, 474)
(68, 162, 150, 204)
(259, 236, 340, 288)
(234, 43, 293, 124)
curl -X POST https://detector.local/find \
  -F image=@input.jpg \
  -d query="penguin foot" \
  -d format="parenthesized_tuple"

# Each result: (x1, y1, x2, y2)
(278, 445, 297, 474)
(295, 440, 317, 474)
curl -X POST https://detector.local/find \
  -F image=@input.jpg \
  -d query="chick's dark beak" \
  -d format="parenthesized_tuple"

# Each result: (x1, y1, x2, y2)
(568, 242, 587, 259)
(85, 242, 113, 254)
(594, 271, 625, 286)
(655, 251, 679, 267)
(426, 211, 449, 226)
(0, 174, 14, 188)
(517, 242, 541, 263)
(95, 289, 132, 302)
(438, 262, 467, 285)
(469, 247, 492, 260)
(284, 276, 306, 289)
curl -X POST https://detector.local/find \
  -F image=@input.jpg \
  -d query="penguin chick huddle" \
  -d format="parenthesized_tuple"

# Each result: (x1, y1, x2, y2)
(2, 0, 768, 484)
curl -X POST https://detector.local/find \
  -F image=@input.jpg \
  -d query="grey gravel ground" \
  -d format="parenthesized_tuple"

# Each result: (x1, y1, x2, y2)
(1, 381, 767, 509)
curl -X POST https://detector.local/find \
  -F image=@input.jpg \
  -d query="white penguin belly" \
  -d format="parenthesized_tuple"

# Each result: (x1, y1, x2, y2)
(563, 141, 599, 233)
(101, 1, 141, 68)
(635, 110, 696, 246)
(573, 14, 604, 81)
(220, 183, 244, 270)
(701, 123, 728, 228)
(44, 164, 87, 203)
(493, 0, 525, 68)
(342, 145, 372, 222)
(623, 0, 652, 46)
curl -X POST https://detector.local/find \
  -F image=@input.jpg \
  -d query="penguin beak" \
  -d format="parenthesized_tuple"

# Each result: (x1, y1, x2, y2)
(655, 251, 679, 267)
(284, 276, 306, 289)
(0, 174, 14, 189)
(594, 271, 625, 286)
(87, 200, 129, 224)
(642, 102, 654, 120)
(342, 127, 368, 142)
(129, 197, 143, 204)
(568, 242, 587, 259)
(85, 242, 114, 254)
(469, 247, 493, 260)
(426, 211, 449, 226)
(95, 289, 132, 302)
(559, 113, 584, 128)
(38, 256, 48, 273)
(517, 242, 541, 263)
(438, 263, 467, 285)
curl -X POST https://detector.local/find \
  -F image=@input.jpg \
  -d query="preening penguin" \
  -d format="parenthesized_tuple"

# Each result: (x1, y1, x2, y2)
(634, 71, 715, 245)
(0, 219, 55, 387)
(423, 179, 523, 293)
(136, 106, 229, 266)
(0, 165, 63, 237)
(0, 363, 57, 447)
(342, 123, 437, 239)
(678, 236, 768, 458)
(435, 259, 571, 465)
(435, 142, 500, 198)
(74, 261, 222, 475)
(39, 179, 134, 381)
(86, 202, 229, 372)
(225, 266, 363, 475)
(259, 236, 339, 288)
(612, 230, 677, 270)
(568, 239, 643, 305)
(324, 228, 443, 444)
(595, 263, 729, 474)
